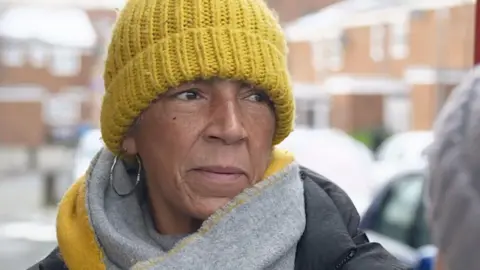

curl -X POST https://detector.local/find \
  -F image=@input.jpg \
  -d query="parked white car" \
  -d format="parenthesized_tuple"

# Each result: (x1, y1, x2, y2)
(72, 129, 104, 181)
(360, 167, 435, 268)
(376, 131, 433, 164)
(372, 131, 433, 192)
(278, 128, 376, 214)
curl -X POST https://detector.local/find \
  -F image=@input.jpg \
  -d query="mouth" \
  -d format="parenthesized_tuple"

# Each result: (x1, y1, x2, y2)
(187, 166, 249, 196)
(192, 166, 246, 181)
(195, 166, 245, 174)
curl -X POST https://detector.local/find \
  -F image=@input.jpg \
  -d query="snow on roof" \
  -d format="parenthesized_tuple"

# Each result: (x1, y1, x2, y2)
(0, 6, 97, 48)
(284, 0, 388, 41)
(285, 0, 475, 42)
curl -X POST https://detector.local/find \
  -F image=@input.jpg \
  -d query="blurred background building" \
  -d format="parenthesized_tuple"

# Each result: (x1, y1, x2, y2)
(284, 0, 474, 134)
(2, 0, 471, 148)
(0, 0, 118, 147)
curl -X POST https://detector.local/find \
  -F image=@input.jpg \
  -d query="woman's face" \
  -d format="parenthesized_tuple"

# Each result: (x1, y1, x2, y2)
(123, 79, 276, 220)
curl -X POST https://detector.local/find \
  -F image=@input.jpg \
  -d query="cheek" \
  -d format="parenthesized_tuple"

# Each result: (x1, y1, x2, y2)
(243, 110, 275, 164)
(138, 112, 204, 164)
(246, 109, 276, 144)
(136, 113, 202, 193)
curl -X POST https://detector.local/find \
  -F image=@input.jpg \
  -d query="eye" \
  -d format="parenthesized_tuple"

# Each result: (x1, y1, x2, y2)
(175, 89, 201, 101)
(245, 91, 269, 103)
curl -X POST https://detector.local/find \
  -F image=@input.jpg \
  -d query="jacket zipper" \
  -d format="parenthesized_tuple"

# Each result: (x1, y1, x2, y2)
(334, 248, 357, 270)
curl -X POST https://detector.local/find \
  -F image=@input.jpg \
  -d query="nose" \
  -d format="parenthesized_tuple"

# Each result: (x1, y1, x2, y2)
(203, 100, 247, 145)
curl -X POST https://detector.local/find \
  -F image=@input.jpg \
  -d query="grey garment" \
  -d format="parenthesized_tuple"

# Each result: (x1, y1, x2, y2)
(85, 149, 306, 270)
(426, 66, 480, 270)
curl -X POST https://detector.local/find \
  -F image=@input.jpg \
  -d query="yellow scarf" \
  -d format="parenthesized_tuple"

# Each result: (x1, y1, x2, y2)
(56, 149, 294, 270)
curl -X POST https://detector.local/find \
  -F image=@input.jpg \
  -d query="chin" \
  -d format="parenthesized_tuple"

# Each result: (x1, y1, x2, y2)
(191, 197, 232, 220)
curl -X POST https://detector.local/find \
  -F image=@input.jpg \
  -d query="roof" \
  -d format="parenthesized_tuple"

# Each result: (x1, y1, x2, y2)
(285, 0, 476, 42)
(284, 0, 393, 41)
(0, 6, 97, 48)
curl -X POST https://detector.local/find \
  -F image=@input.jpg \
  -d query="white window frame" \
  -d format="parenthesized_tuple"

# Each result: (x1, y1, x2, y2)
(383, 94, 410, 133)
(29, 42, 49, 68)
(311, 37, 343, 73)
(370, 24, 385, 62)
(43, 91, 83, 126)
(389, 20, 409, 59)
(49, 47, 81, 77)
(295, 98, 330, 129)
(313, 99, 330, 128)
(327, 37, 343, 71)
(2, 44, 25, 67)
(311, 41, 325, 72)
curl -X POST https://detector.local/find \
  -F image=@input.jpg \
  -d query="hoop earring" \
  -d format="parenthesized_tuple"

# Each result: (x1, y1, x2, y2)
(110, 155, 142, 197)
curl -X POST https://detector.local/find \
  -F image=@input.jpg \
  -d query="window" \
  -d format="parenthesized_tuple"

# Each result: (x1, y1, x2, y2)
(295, 99, 330, 128)
(43, 92, 83, 126)
(327, 38, 343, 70)
(2, 44, 25, 67)
(370, 24, 385, 62)
(383, 95, 410, 133)
(295, 100, 314, 128)
(374, 174, 430, 248)
(311, 35, 344, 71)
(389, 21, 409, 59)
(311, 41, 325, 72)
(29, 43, 49, 68)
(49, 47, 81, 76)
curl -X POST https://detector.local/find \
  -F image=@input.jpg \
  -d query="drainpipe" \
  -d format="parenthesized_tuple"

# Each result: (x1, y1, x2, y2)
(435, 8, 449, 115)
(474, 0, 480, 65)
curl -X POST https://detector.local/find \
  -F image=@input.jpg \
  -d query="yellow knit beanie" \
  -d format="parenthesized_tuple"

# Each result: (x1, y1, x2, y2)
(101, 0, 294, 154)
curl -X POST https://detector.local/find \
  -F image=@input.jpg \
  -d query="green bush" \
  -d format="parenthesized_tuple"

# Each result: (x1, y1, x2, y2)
(350, 127, 392, 151)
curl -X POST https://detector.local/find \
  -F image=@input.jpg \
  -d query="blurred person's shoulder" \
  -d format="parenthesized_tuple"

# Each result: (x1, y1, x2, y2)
(427, 65, 480, 270)
(433, 65, 480, 136)
(428, 65, 480, 181)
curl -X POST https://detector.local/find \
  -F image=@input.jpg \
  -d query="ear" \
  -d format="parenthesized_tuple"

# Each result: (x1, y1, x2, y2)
(122, 136, 138, 155)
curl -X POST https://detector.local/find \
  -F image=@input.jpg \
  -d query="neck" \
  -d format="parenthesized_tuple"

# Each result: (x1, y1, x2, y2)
(147, 190, 202, 235)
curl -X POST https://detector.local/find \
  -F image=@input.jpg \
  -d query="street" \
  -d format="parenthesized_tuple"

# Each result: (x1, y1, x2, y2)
(0, 174, 58, 269)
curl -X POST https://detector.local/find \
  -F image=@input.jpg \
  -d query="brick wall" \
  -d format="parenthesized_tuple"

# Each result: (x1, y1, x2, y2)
(286, 3, 475, 132)
(0, 8, 116, 146)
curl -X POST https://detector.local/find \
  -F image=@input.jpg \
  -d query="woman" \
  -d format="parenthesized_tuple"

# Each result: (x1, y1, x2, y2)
(426, 66, 480, 270)
(31, 0, 406, 269)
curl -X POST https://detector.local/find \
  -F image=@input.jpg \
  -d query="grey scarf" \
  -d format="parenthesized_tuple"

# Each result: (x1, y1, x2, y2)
(86, 149, 306, 270)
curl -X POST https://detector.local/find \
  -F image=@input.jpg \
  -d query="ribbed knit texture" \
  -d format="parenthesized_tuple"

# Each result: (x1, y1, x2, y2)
(101, 0, 294, 154)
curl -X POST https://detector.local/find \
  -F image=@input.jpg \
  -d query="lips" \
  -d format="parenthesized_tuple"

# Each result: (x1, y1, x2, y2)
(192, 166, 245, 182)
(194, 166, 245, 175)
(187, 166, 248, 196)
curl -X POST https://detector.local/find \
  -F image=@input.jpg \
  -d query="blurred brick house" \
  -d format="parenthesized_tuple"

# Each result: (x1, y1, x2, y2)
(0, 0, 343, 148)
(284, 0, 475, 133)
(265, 0, 342, 129)
(0, 3, 117, 146)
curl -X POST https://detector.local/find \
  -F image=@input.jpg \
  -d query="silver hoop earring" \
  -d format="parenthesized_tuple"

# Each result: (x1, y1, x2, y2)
(110, 155, 142, 197)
